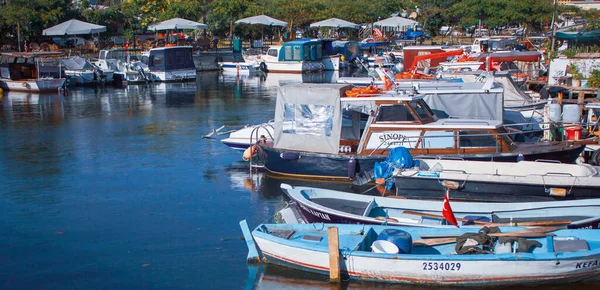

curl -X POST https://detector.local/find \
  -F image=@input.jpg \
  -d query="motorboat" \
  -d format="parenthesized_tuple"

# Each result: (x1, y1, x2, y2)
(141, 46, 197, 82)
(253, 83, 583, 180)
(0, 52, 65, 92)
(92, 49, 148, 83)
(394, 159, 600, 201)
(61, 56, 114, 85)
(245, 39, 325, 73)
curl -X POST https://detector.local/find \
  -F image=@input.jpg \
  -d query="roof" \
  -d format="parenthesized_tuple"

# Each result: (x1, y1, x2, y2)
(341, 91, 424, 102)
(284, 39, 320, 45)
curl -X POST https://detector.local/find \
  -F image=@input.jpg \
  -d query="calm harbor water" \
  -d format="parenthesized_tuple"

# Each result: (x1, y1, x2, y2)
(1, 71, 599, 289)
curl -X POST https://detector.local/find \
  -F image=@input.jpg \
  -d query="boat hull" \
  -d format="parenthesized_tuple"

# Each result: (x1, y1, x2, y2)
(0, 78, 65, 92)
(284, 185, 600, 228)
(395, 175, 600, 202)
(148, 69, 197, 82)
(260, 145, 586, 181)
(262, 61, 324, 73)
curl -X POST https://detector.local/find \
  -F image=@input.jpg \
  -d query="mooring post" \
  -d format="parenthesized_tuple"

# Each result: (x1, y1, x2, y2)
(328, 226, 341, 283)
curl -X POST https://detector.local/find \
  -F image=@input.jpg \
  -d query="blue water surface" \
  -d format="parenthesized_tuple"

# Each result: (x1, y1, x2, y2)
(1, 71, 599, 290)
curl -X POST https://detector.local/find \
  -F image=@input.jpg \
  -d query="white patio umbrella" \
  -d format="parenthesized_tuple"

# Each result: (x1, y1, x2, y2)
(235, 15, 288, 27)
(310, 18, 359, 29)
(374, 16, 418, 31)
(43, 19, 106, 36)
(147, 17, 208, 31)
(235, 15, 288, 45)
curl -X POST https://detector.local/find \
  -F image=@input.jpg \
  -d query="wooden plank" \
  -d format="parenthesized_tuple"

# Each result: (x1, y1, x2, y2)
(413, 238, 456, 246)
(328, 227, 341, 284)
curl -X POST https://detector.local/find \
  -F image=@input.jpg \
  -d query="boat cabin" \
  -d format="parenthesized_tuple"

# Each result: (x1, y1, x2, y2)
(0, 52, 62, 80)
(272, 83, 515, 157)
(143, 46, 195, 72)
(264, 39, 323, 62)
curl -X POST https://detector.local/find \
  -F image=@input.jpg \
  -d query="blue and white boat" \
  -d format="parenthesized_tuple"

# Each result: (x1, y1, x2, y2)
(247, 39, 324, 73)
(281, 183, 600, 228)
(242, 222, 600, 286)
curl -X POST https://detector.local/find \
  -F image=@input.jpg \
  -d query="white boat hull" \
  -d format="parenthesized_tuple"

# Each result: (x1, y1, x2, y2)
(148, 69, 197, 82)
(220, 62, 261, 74)
(261, 61, 323, 73)
(322, 55, 340, 71)
(0, 78, 65, 92)
(256, 236, 600, 286)
(64, 70, 96, 85)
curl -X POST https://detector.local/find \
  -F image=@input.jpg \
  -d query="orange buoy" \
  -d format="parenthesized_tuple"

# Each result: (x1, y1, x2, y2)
(242, 145, 257, 161)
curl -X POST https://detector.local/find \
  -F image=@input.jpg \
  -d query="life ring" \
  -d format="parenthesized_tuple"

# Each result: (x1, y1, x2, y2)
(345, 85, 382, 97)
(22, 82, 28, 87)
(259, 62, 267, 72)
(242, 145, 259, 161)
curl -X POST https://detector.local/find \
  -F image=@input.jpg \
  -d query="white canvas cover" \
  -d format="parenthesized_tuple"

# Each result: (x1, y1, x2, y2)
(235, 15, 288, 27)
(43, 19, 106, 36)
(147, 18, 207, 31)
(310, 18, 359, 29)
(393, 82, 504, 121)
(274, 84, 351, 154)
(374, 16, 418, 28)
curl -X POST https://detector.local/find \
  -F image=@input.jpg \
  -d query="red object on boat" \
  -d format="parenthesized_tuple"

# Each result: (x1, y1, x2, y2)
(566, 126, 582, 141)
(442, 190, 459, 227)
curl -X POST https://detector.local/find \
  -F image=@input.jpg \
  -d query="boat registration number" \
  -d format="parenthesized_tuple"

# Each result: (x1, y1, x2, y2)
(422, 262, 461, 271)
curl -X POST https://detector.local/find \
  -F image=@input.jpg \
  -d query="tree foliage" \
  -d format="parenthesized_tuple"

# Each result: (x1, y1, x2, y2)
(0, 0, 569, 46)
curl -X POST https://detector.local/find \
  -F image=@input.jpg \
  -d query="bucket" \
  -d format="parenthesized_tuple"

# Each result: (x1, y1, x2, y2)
(371, 240, 399, 254)
(377, 229, 412, 254)
(566, 126, 582, 141)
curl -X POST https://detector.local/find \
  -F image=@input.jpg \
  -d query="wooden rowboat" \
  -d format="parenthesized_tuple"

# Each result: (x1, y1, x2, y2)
(242, 222, 600, 286)
(280, 183, 600, 229)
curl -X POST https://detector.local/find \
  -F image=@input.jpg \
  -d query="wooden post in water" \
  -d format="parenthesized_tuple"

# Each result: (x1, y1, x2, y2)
(327, 226, 341, 284)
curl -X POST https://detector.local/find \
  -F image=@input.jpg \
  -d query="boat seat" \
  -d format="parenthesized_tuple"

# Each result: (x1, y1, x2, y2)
(554, 238, 589, 253)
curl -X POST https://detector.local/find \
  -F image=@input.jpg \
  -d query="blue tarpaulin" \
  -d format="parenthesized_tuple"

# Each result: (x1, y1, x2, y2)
(373, 147, 416, 189)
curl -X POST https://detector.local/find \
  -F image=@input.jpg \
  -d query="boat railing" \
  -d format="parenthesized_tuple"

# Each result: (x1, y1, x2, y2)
(249, 121, 275, 145)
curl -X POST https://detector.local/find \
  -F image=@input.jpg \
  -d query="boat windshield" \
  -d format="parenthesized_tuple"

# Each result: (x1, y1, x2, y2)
(375, 104, 418, 123)
(409, 100, 437, 122)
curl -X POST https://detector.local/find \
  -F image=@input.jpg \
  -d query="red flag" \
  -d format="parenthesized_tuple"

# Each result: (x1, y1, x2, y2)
(442, 190, 459, 227)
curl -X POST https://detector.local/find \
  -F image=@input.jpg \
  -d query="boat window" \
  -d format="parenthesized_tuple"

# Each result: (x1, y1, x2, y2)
(304, 45, 310, 61)
(375, 104, 417, 122)
(293, 46, 302, 61)
(16, 57, 27, 64)
(152, 54, 163, 67)
(459, 130, 497, 148)
(421, 131, 455, 148)
(282, 103, 334, 136)
(268, 49, 278, 57)
(409, 100, 435, 121)
(284, 46, 293, 60)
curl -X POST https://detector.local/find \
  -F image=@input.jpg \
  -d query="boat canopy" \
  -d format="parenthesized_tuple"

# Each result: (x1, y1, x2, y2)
(391, 81, 504, 121)
(279, 39, 323, 62)
(147, 46, 195, 71)
(274, 84, 351, 154)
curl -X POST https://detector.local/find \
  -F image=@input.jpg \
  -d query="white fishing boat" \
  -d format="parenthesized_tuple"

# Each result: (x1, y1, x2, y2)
(242, 222, 600, 286)
(246, 40, 324, 73)
(0, 52, 65, 92)
(61, 56, 114, 85)
(394, 159, 600, 201)
(141, 46, 197, 82)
